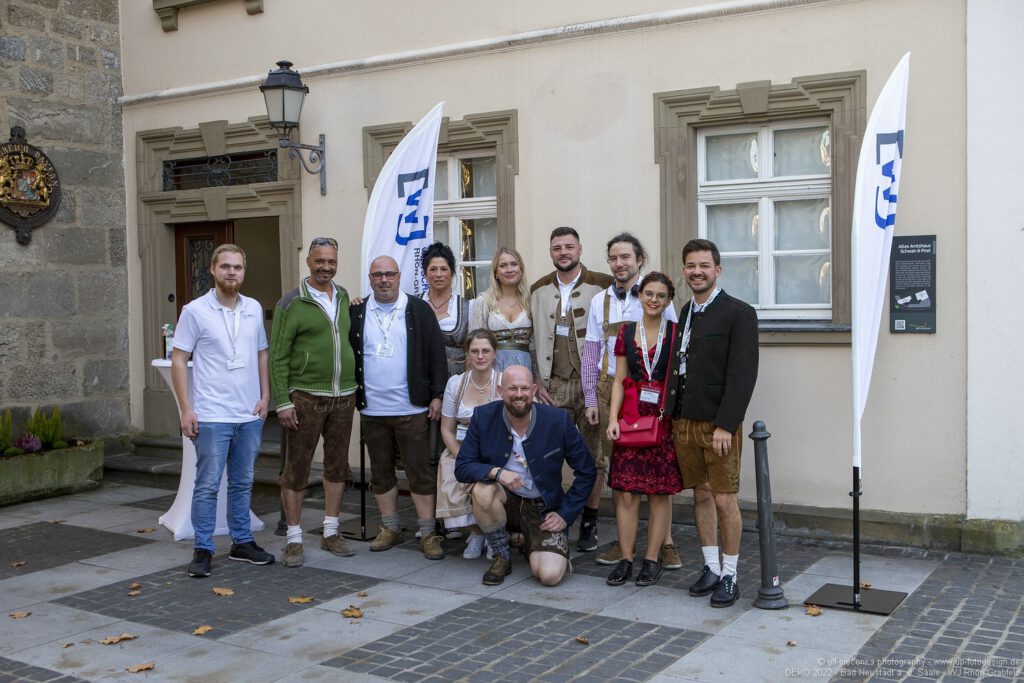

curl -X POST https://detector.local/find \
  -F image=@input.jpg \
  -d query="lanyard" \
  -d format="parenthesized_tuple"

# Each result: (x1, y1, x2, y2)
(220, 305, 241, 358)
(371, 305, 399, 340)
(639, 317, 667, 381)
(682, 287, 721, 355)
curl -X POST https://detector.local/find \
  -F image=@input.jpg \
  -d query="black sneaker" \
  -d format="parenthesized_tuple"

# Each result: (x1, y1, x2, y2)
(188, 549, 212, 578)
(576, 520, 598, 552)
(228, 541, 275, 565)
(710, 574, 739, 607)
(688, 564, 720, 596)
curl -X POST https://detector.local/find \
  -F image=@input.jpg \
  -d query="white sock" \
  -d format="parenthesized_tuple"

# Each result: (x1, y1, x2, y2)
(702, 546, 721, 576)
(286, 524, 303, 545)
(323, 516, 339, 538)
(721, 554, 738, 578)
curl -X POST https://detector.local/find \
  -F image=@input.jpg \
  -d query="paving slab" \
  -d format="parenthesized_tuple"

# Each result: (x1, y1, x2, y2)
(595, 583, 744, 633)
(315, 581, 479, 626)
(0, 604, 120, 656)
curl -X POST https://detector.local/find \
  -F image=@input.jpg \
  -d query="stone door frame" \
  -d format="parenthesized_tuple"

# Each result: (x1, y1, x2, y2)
(135, 115, 302, 433)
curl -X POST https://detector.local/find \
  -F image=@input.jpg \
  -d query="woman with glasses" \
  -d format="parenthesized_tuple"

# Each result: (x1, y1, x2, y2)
(604, 272, 683, 588)
(469, 247, 534, 372)
(436, 329, 503, 558)
(421, 242, 472, 378)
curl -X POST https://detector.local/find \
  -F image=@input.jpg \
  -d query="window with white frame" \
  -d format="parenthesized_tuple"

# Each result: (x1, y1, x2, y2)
(698, 121, 833, 320)
(432, 153, 498, 300)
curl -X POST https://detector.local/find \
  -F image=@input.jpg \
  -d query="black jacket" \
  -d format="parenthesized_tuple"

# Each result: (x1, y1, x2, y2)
(665, 291, 758, 433)
(349, 295, 448, 411)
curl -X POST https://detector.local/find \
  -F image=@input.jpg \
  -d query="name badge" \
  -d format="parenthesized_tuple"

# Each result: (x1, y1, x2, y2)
(555, 324, 570, 337)
(639, 386, 661, 404)
(375, 342, 394, 357)
(226, 357, 246, 371)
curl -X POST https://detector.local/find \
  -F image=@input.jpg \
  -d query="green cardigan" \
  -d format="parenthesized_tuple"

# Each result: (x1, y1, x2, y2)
(269, 279, 356, 411)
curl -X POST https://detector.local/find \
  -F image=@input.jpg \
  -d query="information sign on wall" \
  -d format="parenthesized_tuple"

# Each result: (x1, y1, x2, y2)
(889, 235, 936, 333)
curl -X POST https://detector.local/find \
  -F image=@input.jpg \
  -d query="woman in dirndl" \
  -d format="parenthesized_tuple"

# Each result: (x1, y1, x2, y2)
(435, 329, 503, 558)
(605, 272, 683, 587)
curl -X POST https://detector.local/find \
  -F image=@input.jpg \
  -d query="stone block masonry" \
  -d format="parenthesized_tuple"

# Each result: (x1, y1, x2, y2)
(0, 0, 128, 442)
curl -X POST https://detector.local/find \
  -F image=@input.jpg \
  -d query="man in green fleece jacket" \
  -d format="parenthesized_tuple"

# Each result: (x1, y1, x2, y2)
(270, 237, 357, 568)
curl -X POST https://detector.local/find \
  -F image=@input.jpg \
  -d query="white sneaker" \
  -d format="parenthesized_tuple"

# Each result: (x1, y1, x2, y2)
(463, 532, 485, 559)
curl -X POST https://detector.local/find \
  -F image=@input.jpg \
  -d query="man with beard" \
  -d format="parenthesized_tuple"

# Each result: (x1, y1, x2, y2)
(350, 255, 448, 560)
(667, 239, 758, 607)
(270, 237, 357, 568)
(581, 232, 681, 569)
(530, 227, 613, 553)
(172, 244, 274, 578)
(455, 365, 596, 587)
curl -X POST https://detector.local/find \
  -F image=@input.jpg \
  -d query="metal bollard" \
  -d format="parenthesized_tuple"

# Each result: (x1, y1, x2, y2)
(751, 420, 787, 610)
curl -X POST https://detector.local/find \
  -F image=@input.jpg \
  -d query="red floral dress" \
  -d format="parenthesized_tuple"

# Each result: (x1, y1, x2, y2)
(609, 323, 683, 495)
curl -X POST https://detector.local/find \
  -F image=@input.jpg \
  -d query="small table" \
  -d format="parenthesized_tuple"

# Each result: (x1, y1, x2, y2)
(151, 359, 265, 541)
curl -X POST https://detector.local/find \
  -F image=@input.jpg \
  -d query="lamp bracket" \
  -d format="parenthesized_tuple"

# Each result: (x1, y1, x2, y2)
(279, 133, 326, 195)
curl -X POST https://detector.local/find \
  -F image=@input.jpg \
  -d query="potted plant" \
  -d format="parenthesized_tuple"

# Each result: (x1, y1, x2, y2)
(0, 408, 105, 506)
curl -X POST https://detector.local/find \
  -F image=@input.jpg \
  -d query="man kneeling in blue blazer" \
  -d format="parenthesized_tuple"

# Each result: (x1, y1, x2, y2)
(456, 365, 596, 586)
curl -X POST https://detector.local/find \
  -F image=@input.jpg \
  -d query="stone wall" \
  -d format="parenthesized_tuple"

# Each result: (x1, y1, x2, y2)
(0, 0, 129, 441)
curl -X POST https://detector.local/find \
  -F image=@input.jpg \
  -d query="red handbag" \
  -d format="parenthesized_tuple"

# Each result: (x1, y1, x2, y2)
(615, 325, 674, 448)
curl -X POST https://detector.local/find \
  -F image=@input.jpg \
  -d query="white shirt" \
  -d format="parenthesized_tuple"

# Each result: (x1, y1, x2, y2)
(556, 270, 581, 317)
(585, 282, 678, 377)
(421, 291, 457, 332)
(172, 289, 267, 423)
(361, 291, 425, 416)
(306, 279, 337, 321)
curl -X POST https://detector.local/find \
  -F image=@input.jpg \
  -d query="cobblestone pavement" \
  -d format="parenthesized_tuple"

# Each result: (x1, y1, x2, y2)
(1, 482, 1021, 682)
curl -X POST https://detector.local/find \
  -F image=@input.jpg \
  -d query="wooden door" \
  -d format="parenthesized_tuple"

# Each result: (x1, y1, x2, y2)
(173, 221, 234, 319)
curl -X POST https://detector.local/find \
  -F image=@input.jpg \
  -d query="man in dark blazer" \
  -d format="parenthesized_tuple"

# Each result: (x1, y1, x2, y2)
(456, 365, 596, 587)
(667, 239, 758, 608)
(350, 255, 448, 560)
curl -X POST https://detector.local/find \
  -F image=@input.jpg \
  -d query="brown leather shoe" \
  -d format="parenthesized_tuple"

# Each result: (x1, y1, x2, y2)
(482, 555, 512, 585)
(281, 542, 304, 568)
(596, 541, 624, 565)
(369, 527, 403, 552)
(321, 534, 355, 557)
(660, 543, 682, 570)
(420, 532, 445, 560)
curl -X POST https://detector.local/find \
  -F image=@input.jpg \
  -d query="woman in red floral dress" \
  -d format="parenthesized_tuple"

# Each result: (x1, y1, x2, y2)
(605, 272, 683, 587)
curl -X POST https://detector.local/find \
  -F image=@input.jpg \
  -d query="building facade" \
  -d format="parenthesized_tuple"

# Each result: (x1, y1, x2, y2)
(7, 0, 1020, 548)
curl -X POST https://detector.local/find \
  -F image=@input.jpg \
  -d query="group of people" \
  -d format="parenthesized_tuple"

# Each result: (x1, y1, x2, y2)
(170, 226, 757, 607)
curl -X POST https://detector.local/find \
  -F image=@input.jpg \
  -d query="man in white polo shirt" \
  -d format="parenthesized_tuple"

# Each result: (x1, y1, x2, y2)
(172, 243, 274, 578)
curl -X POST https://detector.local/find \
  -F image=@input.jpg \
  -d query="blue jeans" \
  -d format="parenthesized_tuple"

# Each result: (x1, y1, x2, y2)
(191, 420, 264, 552)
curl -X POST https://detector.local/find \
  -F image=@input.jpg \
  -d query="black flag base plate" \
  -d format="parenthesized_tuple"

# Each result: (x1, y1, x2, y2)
(340, 518, 380, 542)
(805, 583, 907, 616)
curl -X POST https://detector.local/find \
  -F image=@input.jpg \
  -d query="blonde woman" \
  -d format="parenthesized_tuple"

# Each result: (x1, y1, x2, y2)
(469, 247, 534, 371)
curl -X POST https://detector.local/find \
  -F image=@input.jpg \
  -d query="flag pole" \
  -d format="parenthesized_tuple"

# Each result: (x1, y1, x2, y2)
(806, 54, 912, 615)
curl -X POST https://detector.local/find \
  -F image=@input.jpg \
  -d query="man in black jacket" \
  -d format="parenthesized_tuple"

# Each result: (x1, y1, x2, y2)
(667, 239, 758, 608)
(350, 255, 448, 560)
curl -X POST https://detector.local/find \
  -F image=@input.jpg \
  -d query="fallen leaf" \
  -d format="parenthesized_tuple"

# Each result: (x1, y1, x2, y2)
(9, 611, 31, 619)
(211, 587, 234, 597)
(79, 639, 93, 645)
(129, 582, 141, 590)
(804, 604, 823, 616)
(61, 642, 75, 648)
(192, 625, 213, 635)
(10, 561, 26, 568)
(98, 633, 137, 645)
(48, 520, 66, 524)
(127, 662, 155, 673)
(787, 640, 798, 647)
(341, 605, 363, 618)
(288, 595, 314, 604)
(127, 590, 141, 597)
(356, 591, 368, 597)
(575, 635, 590, 645)
(135, 528, 156, 534)
(859, 581, 872, 590)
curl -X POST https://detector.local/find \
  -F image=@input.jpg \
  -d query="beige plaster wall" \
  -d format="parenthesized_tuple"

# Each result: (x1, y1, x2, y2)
(121, 0, 967, 515)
